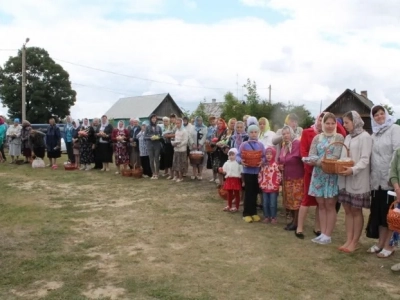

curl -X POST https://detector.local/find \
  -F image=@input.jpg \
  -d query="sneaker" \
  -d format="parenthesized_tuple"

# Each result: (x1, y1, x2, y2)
(172, 177, 177, 181)
(197, 176, 202, 180)
(142, 175, 149, 178)
(311, 235, 323, 243)
(176, 178, 183, 182)
(243, 216, 253, 223)
(252, 215, 261, 222)
(80, 165, 86, 171)
(316, 237, 332, 245)
(191, 176, 196, 180)
(167, 176, 173, 180)
(85, 165, 91, 171)
(209, 178, 215, 182)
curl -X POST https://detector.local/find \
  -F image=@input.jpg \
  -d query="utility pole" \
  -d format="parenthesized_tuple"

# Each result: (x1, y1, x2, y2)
(22, 37, 30, 121)
(236, 74, 239, 100)
(268, 84, 271, 103)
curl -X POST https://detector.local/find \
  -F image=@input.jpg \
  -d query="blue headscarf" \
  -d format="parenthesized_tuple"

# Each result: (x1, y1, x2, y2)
(195, 116, 205, 130)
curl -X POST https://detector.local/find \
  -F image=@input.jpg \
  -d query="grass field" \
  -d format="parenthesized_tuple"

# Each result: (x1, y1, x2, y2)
(1, 156, 400, 299)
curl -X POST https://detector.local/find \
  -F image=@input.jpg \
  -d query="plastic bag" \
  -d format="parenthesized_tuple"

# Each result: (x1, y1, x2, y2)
(32, 158, 45, 168)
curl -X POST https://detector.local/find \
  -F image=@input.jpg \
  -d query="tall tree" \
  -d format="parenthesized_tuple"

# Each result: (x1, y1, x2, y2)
(382, 104, 395, 116)
(221, 92, 242, 121)
(0, 47, 76, 123)
(191, 102, 210, 126)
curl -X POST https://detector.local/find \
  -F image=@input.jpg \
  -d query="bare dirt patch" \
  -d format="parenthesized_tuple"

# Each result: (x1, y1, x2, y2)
(10, 281, 63, 299)
(82, 283, 126, 300)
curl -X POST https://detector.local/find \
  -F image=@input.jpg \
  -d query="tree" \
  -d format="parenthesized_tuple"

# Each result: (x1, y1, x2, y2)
(382, 104, 395, 116)
(221, 92, 242, 121)
(191, 102, 210, 126)
(0, 47, 76, 123)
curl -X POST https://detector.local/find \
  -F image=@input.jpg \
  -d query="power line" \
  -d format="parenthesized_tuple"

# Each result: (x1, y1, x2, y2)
(0, 49, 18, 51)
(71, 82, 134, 95)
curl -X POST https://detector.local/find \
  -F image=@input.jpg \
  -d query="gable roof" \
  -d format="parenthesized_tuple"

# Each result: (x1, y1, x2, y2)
(324, 89, 374, 112)
(104, 93, 169, 119)
(201, 102, 224, 118)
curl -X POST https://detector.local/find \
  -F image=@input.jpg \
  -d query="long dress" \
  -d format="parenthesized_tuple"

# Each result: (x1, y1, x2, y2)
(77, 126, 95, 164)
(21, 124, 32, 158)
(7, 125, 22, 156)
(46, 125, 61, 158)
(308, 134, 344, 198)
(128, 125, 141, 168)
(112, 128, 130, 165)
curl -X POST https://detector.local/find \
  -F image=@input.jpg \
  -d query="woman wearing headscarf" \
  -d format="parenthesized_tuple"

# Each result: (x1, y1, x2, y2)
(76, 118, 95, 171)
(160, 116, 175, 178)
(306, 113, 344, 243)
(206, 116, 218, 182)
(145, 114, 163, 179)
(296, 112, 347, 239)
(366, 105, 400, 257)
(64, 116, 75, 164)
(0, 118, 7, 163)
(29, 130, 46, 159)
(91, 118, 102, 169)
(128, 117, 141, 170)
(188, 116, 208, 180)
(6, 118, 22, 164)
(337, 111, 372, 252)
(46, 117, 61, 169)
(71, 119, 80, 168)
(137, 122, 152, 178)
(172, 118, 189, 182)
(230, 121, 248, 150)
(95, 115, 114, 172)
(112, 120, 130, 174)
(21, 120, 32, 163)
(273, 113, 303, 159)
(258, 117, 276, 148)
(211, 118, 228, 185)
(278, 125, 305, 231)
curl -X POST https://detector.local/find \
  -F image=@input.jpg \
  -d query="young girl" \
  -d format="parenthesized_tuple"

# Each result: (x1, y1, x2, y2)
(258, 147, 282, 224)
(237, 124, 266, 223)
(222, 148, 243, 212)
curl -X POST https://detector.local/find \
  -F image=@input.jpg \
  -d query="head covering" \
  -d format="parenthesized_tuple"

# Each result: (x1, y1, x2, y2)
(82, 118, 90, 128)
(281, 125, 296, 154)
(312, 112, 327, 134)
(118, 120, 125, 130)
(320, 113, 337, 139)
(22, 120, 31, 127)
(265, 146, 277, 163)
(228, 148, 238, 156)
(149, 114, 158, 126)
(101, 116, 109, 130)
(195, 116, 205, 130)
(247, 116, 258, 127)
(348, 111, 364, 137)
(72, 119, 79, 130)
(247, 124, 260, 137)
(258, 117, 271, 137)
(175, 118, 184, 131)
(0, 118, 4, 125)
(14, 118, 20, 123)
(216, 118, 227, 135)
(370, 105, 396, 134)
(233, 121, 248, 149)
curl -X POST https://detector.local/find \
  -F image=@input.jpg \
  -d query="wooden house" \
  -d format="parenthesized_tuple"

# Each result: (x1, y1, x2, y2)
(324, 89, 374, 133)
(197, 99, 224, 118)
(104, 93, 183, 125)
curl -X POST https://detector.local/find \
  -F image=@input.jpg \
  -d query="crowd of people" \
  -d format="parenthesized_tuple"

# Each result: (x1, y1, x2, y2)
(1, 105, 400, 271)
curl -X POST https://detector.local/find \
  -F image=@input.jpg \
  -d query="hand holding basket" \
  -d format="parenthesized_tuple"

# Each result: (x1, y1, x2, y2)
(321, 142, 354, 175)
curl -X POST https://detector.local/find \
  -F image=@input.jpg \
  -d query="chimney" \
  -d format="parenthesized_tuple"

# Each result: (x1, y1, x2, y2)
(212, 99, 216, 103)
(360, 90, 368, 98)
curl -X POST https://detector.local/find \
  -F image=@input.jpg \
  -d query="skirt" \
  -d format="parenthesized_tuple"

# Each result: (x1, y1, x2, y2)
(97, 142, 113, 163)
(283, 178, 303, 210)
(33, 147, 45, 159)
(160, 143, 174, 170)
(338, 189, 371, 209)
(114, 143, 129, 165)
(9, 143, 22, 156)
(223, 177, 242, 191)
(22, 147, 32, 157)
(47, 149, 61, 159)
(172, 151, 187, 172)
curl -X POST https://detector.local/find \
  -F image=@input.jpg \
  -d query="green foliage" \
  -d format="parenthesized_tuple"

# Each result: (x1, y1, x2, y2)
(0, 47, 77, 123)
(382, 104, 395, 116)
(190, 102, 209, 126)
(221, 78, 315, 130)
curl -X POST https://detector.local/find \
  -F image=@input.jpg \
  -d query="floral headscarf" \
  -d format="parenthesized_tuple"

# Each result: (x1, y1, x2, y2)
(216, 118, 227, 136)
(232, 121, 248, 149)
(370, 105, 396, 134)
(312, 112, 327, 134)
(348, 111, 364, 137)
(281, 125, 296, 154)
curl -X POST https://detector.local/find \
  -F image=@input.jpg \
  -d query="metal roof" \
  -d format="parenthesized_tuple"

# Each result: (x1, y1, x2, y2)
(104, 93, 169, 119)
(202, 102, 224, 118)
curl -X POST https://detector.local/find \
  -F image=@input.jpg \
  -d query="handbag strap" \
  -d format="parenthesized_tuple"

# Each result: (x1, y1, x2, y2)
(247, 141, 255, 150)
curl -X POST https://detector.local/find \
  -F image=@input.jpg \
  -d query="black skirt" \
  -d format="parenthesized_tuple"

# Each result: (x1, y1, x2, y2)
(160, 143, 174, 170)
(96, 143, 113, 163)
(33, 147, 45, 159)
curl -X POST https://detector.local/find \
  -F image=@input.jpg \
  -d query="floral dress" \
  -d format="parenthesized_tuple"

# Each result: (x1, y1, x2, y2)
(308, 134, 344, 198)
(113, 129, 129, 165)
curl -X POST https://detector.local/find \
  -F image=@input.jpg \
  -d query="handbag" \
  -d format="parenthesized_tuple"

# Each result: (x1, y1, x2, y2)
(32, 157, 45, 168)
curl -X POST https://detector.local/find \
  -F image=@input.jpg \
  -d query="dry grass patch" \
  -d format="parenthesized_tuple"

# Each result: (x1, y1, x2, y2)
(1, 159, 400, 299)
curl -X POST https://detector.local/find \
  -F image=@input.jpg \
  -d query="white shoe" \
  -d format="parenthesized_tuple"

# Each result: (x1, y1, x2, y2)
(311, 235, 323, 243)
(115, 171, 120, 175)
(85, 165, 91, 171)
(172, 177, 177, 181)
(191, 176, 196, 180)
(80, 165, 86, 171)
(176, 178, 183, 182)
(142, 175, 149, 178)
(197, 176, 202, 180)
(316, 237, 332, 245)
(209, 178, 215, 182)
(215, 179, 220, 184)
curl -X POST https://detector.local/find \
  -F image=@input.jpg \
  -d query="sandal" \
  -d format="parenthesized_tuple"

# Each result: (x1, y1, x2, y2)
(295, 232, 305, 239)
(223, 206, 230, 211)
(377, 249, 394, 258)
(230, 208, 238, 212)
(367, 245, 382, 254)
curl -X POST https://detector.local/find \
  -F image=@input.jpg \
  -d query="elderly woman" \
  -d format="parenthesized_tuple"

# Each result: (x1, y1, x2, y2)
(188, 116, 208, 180)
(389, 149, 400, 271)
(128, 118, 141, 170)
(145, 114, 163, 179)
(137, 122, 152, 178)
(273, 113, 303, 158)
(29, 130, 46, 159)
(21, 120, 32, 163)
(112, 120, 130, 174)
(6, 118, 22, 164)
(258, 117, 276, 148)
(237, 124, 266, 223)
(64, 116, 75, 164)
(278, 125, 305, 231)
(306, 113, 344, 243)
(367, 105, 400, 257)
(91, 118, 102, 169)
(172, 118, 189, 182)
(76, 118, 95, 171)
(95, 115, 114, 172)
(337, 111, 372, 252)
(160, 116, 175, 178)
(46, 118, 61, 169)
(71, 120, 80, 168)
(0, 117, 7, 162)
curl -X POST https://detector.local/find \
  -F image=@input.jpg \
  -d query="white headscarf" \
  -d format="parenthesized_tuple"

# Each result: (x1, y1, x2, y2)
(82, 118, 90, 129)
(370, 105, 396, 134)
(118, 120, 125, 130)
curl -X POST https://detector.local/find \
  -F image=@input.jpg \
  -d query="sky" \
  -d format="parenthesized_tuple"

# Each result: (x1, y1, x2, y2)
(0, 0, 400, 120)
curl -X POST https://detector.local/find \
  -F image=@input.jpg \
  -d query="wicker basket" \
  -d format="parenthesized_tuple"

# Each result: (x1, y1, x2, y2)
(121, 169, 133, 177)
(132, 163, 143, 179)
(189, 151, 204, 165)
(242, 150, 262, 167)
(321, 142, 354, 175)
(218, 187, 228, 200)
(388, 201, 400, 232)
(64, 163, 76, 171)
(205, 143, 215, 153)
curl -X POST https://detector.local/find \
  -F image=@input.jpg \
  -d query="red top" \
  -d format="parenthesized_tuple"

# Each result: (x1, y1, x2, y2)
(111, 128, 129, 142)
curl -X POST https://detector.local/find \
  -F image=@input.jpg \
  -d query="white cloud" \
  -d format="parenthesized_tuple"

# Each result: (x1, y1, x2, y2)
(183, 0, 197, 10)
(0, 0, 400, 122)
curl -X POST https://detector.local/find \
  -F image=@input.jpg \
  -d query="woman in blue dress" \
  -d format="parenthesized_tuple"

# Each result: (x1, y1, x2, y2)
(306, 113, 344, 245)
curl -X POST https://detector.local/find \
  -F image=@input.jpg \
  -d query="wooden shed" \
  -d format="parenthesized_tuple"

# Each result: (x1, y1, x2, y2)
(324, 89, 374, 133)
(104, 93, 183, 125)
